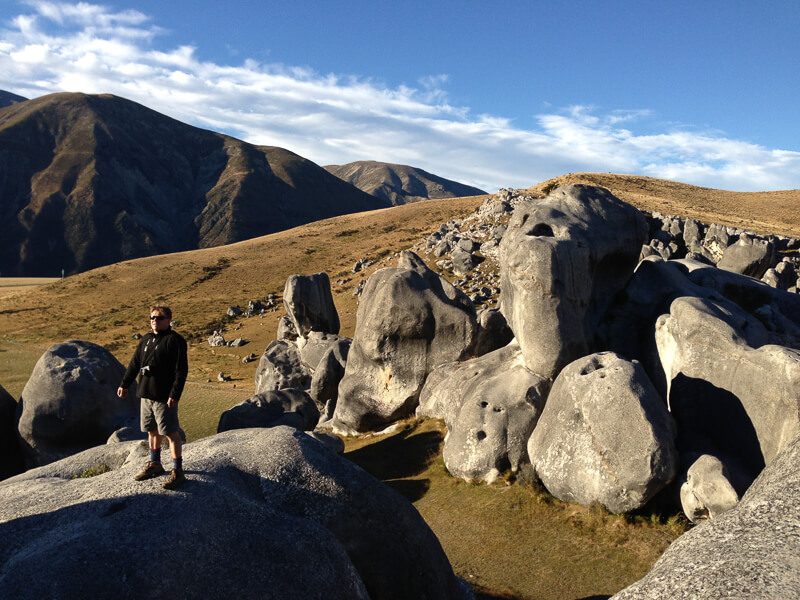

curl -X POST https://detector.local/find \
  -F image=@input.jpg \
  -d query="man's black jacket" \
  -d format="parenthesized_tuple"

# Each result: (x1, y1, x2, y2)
(120, 329, 188, 402)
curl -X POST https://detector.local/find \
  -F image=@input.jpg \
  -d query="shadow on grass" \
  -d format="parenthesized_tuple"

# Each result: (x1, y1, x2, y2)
(344, 421, 443, 502)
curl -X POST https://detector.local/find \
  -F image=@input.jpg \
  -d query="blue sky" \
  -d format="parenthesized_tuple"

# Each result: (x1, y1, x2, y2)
(1, 0, 799, 192)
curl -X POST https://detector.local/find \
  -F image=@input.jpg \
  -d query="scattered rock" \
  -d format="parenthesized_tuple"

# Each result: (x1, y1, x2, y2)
(217, 390, 320, 432)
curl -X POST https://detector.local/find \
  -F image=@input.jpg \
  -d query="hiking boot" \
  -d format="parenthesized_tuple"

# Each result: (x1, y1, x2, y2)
(162, 468, 186, 490)
(134, 461, 165, 481)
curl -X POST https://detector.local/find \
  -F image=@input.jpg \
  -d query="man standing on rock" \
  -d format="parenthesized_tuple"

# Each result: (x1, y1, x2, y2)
(118, 305, 189, 490)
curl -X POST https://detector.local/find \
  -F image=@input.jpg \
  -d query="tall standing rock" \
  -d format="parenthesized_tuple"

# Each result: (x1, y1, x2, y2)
(528, 352, 677, 513)
(16, 340, 138, 468)
(499, 184, 647, 379)
(332, 251, 477, 434)
(283, 272, 340, 338)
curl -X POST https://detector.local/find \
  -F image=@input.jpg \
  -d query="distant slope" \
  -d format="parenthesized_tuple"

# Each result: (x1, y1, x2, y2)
(0, 90, 27, 108)
(530, 173, 800, 238)
(325, 160, 486, 206)
(0, 92, 384, 276)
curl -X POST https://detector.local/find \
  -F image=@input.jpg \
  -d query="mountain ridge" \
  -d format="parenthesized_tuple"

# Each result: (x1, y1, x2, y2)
(0, 92, 385, 276)
(325, 160, 486, 205)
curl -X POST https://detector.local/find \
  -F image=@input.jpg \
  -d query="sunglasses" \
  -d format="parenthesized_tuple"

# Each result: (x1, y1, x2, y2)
(150, 315, 168, 321)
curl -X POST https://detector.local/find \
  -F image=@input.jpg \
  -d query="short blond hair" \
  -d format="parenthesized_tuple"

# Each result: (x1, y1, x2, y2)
(149, 305, 172, 320)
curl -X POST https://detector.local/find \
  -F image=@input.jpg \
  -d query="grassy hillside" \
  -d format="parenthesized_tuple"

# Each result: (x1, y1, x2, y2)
(3, 174, 799, 598)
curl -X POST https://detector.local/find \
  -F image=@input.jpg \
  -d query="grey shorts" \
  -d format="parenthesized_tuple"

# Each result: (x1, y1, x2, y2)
(141, 398, 180, 436)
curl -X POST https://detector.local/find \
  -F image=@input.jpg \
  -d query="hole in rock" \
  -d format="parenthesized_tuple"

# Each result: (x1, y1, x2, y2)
(528, 223, 555, 237)
(476, 430, 487, 441)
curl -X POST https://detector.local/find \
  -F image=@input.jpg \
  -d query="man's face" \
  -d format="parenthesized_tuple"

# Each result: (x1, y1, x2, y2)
(150, 311, 170, 333)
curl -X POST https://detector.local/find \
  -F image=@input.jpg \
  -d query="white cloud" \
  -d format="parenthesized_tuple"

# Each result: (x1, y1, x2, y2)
(1, 2, 799, 193)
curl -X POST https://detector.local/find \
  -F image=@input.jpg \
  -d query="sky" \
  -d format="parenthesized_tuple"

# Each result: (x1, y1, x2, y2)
(0, 0, 799, 193)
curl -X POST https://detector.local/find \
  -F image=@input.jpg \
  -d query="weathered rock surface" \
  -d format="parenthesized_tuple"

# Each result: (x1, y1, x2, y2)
(437, 342, 550, 483)
(217, 390, 320, 433)
(679, 453, 739, 523)
(253, 340, 311, 394)
(298, 332, 349, 372)
(16, 340, 139, 469)
(473, 307, 514, 357)
(529, 352, 677, 513)
(332, 251, 477, 434)
(0, 427, 471, 599)
(0, 385, 23, 480)
(310, 339, 351, 411)
(655, 296, 800, 490)
(499, 184, 647, 378)
(612, 433, 800, 600)
(283, 272, 340, 337)
(716, 233, 775, 279)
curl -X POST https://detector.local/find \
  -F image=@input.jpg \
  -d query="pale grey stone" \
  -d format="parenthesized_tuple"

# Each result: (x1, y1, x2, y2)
(499, 184, 647, 379)
(529, 352, 677, 513)
(283, 272, 340, 337)
(332, 251, 477, 434)
(612, 433, 800, 600)
(217, 389, 319, 432)
(679, 453, 739, 523)
(717, 233, 775, 279)
(253, 340, 311, 394)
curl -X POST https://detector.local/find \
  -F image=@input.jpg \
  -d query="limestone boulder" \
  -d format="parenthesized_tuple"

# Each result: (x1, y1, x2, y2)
(217, 389, 320, 433)
(310, 339, 351, 412)
(299, 332, 349, 372)
(438, 342, 550, 483)
(655, 296, 800, 490)
(276, 315, 298, 341)
(612, 433, 800, 599)
(332, 251, 477, 434)
(0, 385, 23, 480)
(499, 184, 647, 378)
(679, 453, 739, 523)
(529, 352, 677, 513)
(283, 272, 340, 337)
(717, 233, 775, 279)
(16, 340, 139, 469)
(253, 340, 311, 394)
(0, 427, 471, 600)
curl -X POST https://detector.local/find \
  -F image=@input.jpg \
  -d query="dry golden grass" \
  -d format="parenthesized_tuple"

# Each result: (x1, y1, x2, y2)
(530, 173, 800, 238)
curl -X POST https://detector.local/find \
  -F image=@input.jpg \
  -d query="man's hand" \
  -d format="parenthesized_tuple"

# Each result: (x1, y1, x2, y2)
(167, 397, 178, 408)
(117, 387, 128, 398)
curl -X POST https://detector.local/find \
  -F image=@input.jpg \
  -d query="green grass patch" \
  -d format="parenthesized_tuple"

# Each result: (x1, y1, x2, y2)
(179, 383, 251, 441)
(0, 341, 46, 399)
(73, 464, 112, 479)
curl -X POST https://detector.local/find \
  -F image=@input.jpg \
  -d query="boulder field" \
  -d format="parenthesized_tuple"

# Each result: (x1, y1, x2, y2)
(3, 182, 800, 597)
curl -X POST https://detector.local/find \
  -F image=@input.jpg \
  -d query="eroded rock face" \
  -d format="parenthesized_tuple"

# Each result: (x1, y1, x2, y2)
(717, 233, 775, 279)
(612, 433, 800, 600)
(655, 296, 800, 490)
(499, 184, 647, 379)
(16, 340, 139, 468)
(253, 340, 311, 394)
(332, 251, 477, 434)
(0, 427, 471, 600)
(436, 342, 550, 483)
(217, 389, 320, 433)
(528, 352, 677, 513)
(283, 272, 340, 338)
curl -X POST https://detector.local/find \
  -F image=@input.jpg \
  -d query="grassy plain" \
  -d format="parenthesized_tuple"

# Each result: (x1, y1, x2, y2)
(2, 174, 798, 598)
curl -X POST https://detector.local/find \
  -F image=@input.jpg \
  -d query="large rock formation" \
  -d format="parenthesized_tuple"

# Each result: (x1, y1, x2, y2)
(332, 251, 477, 434)
(499, 184, 647, 379)
(16, 340, 139, 468)
(612, 433, 800, 599)
(655, 296, 800, 490)
(0, 92, 384, 276)
(253, 340, 311, 394)
(528, 352, 677, 513)
(283, 272, 341, 338)
(0, 427, 471, 599)
(433, 342, 550, 483)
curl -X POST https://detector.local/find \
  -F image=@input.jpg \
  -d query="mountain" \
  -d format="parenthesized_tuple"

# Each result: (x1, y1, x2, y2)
(0, 90, 27, 108)
(324, 160, 486, 206)
(0, 92, 385, 276)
